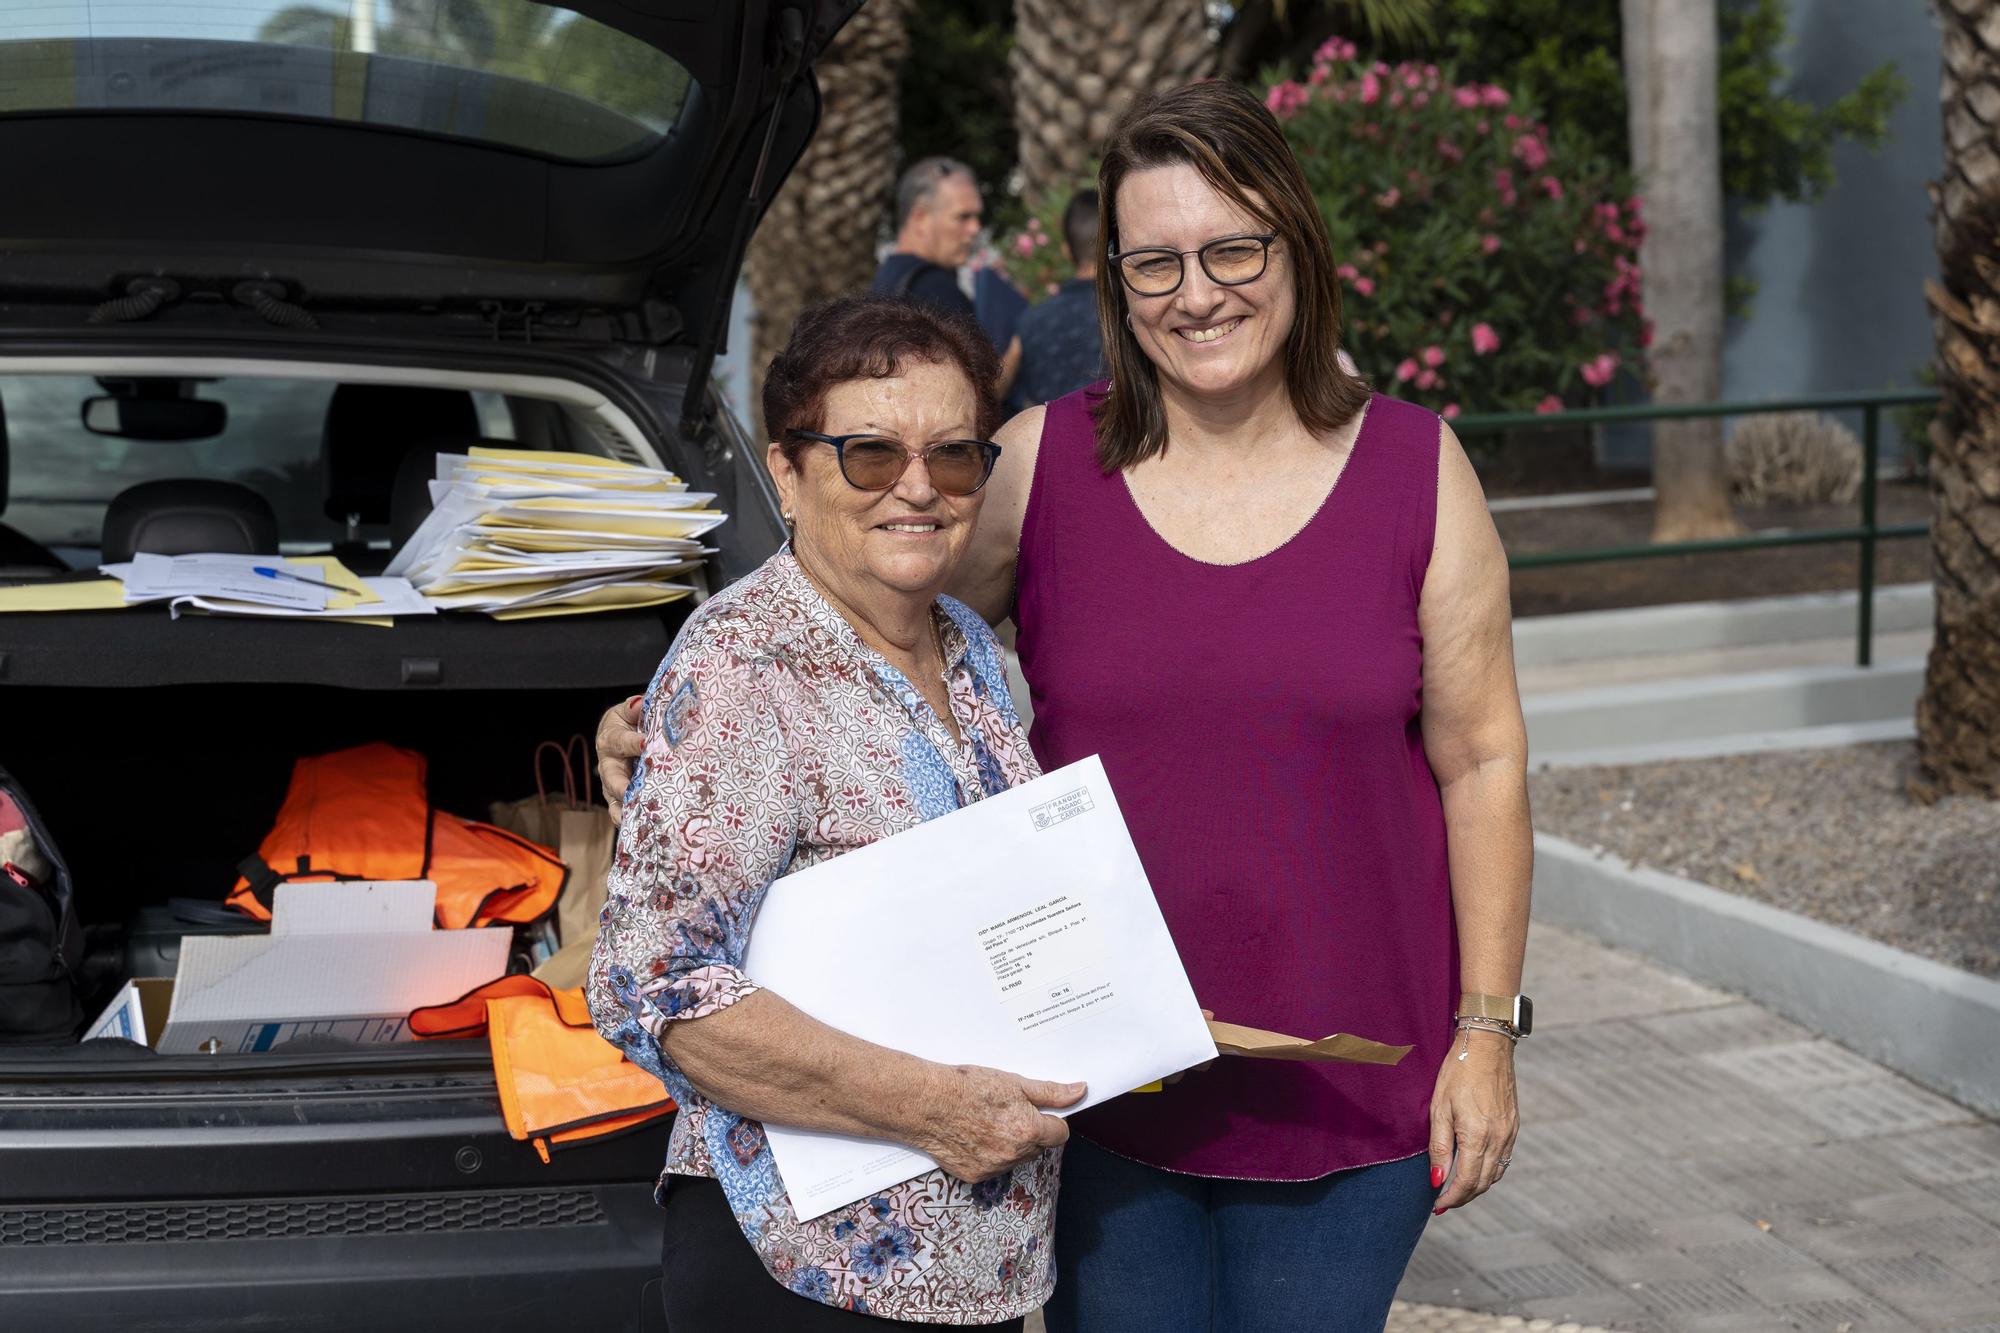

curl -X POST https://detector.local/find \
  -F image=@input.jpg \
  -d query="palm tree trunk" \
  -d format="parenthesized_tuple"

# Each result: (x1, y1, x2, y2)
(1914, 0, 2000, 798)
(744, 0, 910, 437)
(1622, 0, 1743, 542)
(1011, 0, 1216, 204)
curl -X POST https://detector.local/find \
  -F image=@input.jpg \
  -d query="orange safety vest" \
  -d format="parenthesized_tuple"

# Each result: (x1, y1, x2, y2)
(411, 975, 675, 1162)
(228, 742, 567, 930)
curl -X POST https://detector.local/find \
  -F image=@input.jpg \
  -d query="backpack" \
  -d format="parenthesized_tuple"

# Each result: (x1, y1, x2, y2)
(0, 764, 86, 1043)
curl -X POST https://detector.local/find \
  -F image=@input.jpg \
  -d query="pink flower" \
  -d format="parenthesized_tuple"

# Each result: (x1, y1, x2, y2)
(1482, 85, 1511, 107)
(1403, 68, 1423, 89)
(1442, 403, 1461, 419)
(1014, 234, 1035, 256)
(1475, 118, 1491, 135)
(1436, 138, 1463, 163)
(1376, 187, 1401, 208)
(1580, 352, 1621, 387)
(1413, 90, 1429, 106)
(1471, 323, 1500, 355)
(1480, 232, 1501, 255)
(1264, 81, 1308, 119)
(1353, 276, 1375, 297)
(1337, 263, 1359, 280)
(1308, 64, 1331, 87)
(1540, 175, 1563, 200)
(1045, 282, 1060, 296)
(1314, 36, 1357, 63)
(1504, 113, 1523, 131)
(1513, 135, 1549, 171)
(1359, 71, 1381, 105)
(1640, 319, 1655, 348)
(1388, 89, 1404, 108)
(1395, 358, 1419, 382)
(1421, 344, 1445, 368)
(1454, 86, 1481, 109)
(1415, 369, 1439, 390)
(1535, 396, 1564, 415)
(1493, 169, 1515, 195)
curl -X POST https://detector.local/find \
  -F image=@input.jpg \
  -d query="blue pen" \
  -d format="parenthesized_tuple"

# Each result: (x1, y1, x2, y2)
(251, 565, 363, 595)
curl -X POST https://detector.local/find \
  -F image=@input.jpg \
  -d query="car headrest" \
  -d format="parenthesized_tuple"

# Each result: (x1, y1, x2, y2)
(389, 436, 515, 551)
(322, 385, 479, 525)
(102, 479, 279, 564)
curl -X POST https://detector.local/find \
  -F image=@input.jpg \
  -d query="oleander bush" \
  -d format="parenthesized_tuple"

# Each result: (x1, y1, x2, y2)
(1262, 38, 1649, 417)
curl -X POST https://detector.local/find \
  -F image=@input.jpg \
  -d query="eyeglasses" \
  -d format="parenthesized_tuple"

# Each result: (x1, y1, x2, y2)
(1108, 233, 1278, 297)
(787, 431, 1003, 496)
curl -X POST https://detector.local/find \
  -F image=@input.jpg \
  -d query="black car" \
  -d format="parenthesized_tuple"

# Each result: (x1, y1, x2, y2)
(0, 4, 849, 1327)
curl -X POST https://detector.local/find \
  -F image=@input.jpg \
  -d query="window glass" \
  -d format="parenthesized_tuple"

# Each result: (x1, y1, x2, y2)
(0, 1, 691, 160)
(0, 374, 516, 558)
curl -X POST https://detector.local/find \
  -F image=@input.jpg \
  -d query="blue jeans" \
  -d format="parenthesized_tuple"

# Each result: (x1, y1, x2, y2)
(1043, 1139, 1435, 1333)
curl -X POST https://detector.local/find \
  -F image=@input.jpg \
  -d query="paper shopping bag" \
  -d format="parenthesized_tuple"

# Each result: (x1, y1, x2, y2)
(489, 737, 615, 950)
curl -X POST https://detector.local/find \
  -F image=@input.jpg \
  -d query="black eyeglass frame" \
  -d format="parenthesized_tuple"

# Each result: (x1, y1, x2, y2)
(1106, 232, 1280, 297)
(786, 430, 1005, 495)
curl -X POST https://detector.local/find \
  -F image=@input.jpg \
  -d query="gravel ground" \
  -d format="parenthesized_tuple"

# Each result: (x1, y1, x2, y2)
(1529, 741, 2000, 978)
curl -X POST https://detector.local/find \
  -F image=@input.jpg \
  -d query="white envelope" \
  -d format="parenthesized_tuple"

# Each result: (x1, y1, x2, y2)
(743, 755, 1215, 1220)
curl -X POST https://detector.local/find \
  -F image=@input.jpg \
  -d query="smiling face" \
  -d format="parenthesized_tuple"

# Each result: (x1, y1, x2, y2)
(1113, 163, 1296, 403)
(767, 359, 987, 615)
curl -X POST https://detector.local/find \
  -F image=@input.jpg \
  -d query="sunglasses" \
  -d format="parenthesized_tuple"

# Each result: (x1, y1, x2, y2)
(787, 431, 1003, 497)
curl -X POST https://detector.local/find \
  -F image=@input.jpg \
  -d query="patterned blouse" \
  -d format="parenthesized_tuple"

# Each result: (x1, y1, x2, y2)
(587, 548, 1056, 1325)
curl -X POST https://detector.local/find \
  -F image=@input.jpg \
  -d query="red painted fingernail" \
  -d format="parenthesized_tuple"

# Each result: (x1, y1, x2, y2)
(1433, 1207, 1447, 1216)
(1430, 1166, 1444, 1189)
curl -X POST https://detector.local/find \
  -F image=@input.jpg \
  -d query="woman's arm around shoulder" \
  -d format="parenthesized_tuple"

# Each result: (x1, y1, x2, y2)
(950, 403, 1046, 627)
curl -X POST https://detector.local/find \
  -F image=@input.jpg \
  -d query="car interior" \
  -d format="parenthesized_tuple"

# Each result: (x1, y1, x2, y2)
(0, 371, 699, 1059)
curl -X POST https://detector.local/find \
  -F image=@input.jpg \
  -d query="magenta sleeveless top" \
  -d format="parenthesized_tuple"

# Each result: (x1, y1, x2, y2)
(1015, 388, 1457, 1180)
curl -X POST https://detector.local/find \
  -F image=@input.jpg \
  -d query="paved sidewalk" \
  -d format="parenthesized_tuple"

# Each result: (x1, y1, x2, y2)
(1398, 922, 2000, 1331)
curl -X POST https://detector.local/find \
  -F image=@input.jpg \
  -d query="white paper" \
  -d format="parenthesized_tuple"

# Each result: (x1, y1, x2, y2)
(168, 576, 436, 621)
(112, 553, 328, 610)
(269, 880, 437, 935)
(742, 756, 1215, 1220)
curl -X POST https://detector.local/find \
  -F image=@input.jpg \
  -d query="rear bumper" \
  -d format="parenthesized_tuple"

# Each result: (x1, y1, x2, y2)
(0, 1181, 666, 1333)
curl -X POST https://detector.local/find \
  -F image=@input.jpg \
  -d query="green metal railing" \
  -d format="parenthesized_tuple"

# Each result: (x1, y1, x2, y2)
(1453, 388, 1941, 668)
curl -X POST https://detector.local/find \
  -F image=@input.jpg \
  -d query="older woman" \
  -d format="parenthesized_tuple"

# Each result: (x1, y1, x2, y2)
(586, 295, 1081, 1331)
(604, 81, 1530, 1330)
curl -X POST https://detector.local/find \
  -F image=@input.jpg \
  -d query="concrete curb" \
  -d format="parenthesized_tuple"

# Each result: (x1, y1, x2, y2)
(1523, 657, 1924, 760)
(1530, 716, 1916, 768)
(1531, 832, 2000, 1119)
(1513, 583, 1933, 667)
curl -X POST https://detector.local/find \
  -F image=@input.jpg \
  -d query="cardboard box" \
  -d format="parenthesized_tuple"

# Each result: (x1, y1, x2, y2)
(84, 976, 175, 1046)
(92, 881, 511, 1055)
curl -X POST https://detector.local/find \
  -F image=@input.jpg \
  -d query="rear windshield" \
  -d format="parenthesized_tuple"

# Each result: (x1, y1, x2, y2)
(0, 1, 691, 161)
(1, 374, 512, 562)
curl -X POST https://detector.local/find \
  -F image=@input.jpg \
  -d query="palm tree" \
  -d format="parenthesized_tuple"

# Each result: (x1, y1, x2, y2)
(1914, 0, 2000, 797)
(1010, 0, 1219, 204)
(744, 0, 911, 436)
(1622, 0, 1743, 543)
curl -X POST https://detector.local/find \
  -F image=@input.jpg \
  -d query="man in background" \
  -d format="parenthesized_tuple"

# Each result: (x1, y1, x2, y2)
(1011, 190, 1104, 407)
(872, 157, 1021, 394)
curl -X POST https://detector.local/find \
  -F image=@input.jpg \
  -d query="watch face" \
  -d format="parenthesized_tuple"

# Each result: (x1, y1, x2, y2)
(1517, 995, 1534, 1036)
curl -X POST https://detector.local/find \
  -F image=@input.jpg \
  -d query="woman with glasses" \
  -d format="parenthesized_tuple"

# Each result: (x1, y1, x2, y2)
(586, 295, 1078, 1331)
(962, 80, 1529, 1330)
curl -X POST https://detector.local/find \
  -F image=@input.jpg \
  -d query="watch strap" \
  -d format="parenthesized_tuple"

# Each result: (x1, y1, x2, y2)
(1457, 992, 1528, 1035)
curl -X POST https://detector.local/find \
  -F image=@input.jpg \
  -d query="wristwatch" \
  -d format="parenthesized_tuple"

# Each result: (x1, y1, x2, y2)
(1457, 993, 1534, 1038)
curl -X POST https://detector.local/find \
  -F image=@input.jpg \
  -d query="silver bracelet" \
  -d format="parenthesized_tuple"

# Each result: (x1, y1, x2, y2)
(1454, 1015, 1518, 1060)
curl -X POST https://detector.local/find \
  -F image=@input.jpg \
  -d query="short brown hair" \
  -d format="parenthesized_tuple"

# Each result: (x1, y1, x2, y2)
(763, 295, 1002, 463)
(1091, 80, 1370, 472)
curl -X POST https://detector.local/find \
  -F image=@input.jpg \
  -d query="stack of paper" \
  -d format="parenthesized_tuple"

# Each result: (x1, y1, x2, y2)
(386, 446, 723, 618)
(97, 553, 431, 627)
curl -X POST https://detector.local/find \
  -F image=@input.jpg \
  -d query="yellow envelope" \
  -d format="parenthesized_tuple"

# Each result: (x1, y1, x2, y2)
(489, 586, 695, 620)
(469, 445, 644, 472)
(0, 578, 130, 613)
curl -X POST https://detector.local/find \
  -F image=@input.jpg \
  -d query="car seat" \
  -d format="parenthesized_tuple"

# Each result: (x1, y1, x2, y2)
(100, 479, 279, 563)
(321, 385, 480, 536)
(0, 391, 72, 575)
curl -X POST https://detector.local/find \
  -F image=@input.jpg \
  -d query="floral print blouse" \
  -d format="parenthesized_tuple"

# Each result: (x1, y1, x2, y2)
(587, 549, 1055, 1325)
